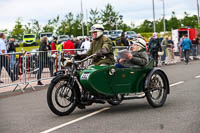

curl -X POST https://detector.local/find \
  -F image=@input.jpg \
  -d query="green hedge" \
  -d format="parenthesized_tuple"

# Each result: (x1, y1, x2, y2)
(140, 32, 172, 41)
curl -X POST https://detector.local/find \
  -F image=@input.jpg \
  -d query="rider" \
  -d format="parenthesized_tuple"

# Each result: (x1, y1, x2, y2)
(116, 38, 149, 68)
(77, 24, 115, 66)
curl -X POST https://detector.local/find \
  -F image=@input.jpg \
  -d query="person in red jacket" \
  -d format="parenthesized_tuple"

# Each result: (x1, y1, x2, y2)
(63, 39, 75, 55)
(51, 36, 57, 54)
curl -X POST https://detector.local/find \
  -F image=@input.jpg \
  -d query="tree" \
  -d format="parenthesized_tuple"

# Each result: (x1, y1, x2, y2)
(167, 11, 181, 30)
(42, 16, 59, 33)
(137, 20, 153, 32)
(24, 22, 32, 34)
(11, 18, 24, 40)
(181, 12, 198, 28)
(88, 8, 101, 27)
(57, 12, 74, 35)
(72, 14, 83, 36)
(100, 3, 120, 30)
(32, 20, 41, 38)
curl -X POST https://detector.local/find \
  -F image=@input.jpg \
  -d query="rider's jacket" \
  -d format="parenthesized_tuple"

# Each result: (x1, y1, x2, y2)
(86, 35, 115, 66)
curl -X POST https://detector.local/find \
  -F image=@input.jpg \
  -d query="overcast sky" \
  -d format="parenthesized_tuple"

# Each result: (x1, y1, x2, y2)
(0, 0, 198, 30)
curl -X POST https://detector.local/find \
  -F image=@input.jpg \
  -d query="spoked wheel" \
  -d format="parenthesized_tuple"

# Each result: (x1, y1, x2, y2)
(145, 70, 168, 107)
(47, 76, 77, 116)
(107, 94, 123, 106)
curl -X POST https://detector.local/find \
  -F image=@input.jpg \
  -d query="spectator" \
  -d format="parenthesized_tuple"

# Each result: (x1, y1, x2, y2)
(192, 37, 200, 59)
(0, 33, 16, 83)
(179, 36, 185, 60)
(79, 37, 91, 54)
(148, 32, 162, 67)
(167, 37, 175, 64)
(63, 39, 75, 55)
(161, 36, 169, 65)
(181, 34, 192, 64)
(37, 36, 54, 86)
(120, 32, 129, 46)
(57, 41, 64, 70)
(57, 41, 64, 52)
(7, 38, 16, 70)
(51, 36, 57, 54)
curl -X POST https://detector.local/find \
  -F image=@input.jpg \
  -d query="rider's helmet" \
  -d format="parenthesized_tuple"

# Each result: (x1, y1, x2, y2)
(90, 24, 104, 39)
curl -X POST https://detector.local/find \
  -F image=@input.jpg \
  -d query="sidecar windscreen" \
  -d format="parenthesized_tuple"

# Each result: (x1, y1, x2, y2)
(116, 49, 131, 60)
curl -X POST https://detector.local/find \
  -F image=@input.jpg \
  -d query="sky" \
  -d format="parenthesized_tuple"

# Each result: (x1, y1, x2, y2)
(0, 0, 198, 30)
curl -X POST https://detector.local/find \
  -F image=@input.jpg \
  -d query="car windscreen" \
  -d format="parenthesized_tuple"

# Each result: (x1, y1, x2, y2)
(24, 35, 35, 38)
(127, 31, 136, 35)
(59, 36, 69, 39)
(41, 34, 52, 37)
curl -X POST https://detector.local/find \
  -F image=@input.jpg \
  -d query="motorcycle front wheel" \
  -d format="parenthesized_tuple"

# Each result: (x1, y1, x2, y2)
(47, 75, 77, 116)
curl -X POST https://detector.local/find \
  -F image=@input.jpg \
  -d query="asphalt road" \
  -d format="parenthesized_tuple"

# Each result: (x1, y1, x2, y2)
(0, 61, 200, 133)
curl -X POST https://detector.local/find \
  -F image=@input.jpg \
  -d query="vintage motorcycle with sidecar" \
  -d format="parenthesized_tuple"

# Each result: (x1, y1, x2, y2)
(47, 54, 170, 116)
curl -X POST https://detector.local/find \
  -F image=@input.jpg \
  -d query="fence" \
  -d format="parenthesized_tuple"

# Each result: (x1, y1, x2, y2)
(0, 49, 94, 93)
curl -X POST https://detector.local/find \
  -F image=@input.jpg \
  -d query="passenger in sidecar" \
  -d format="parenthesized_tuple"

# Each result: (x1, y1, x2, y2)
(115, 38, 148, 68)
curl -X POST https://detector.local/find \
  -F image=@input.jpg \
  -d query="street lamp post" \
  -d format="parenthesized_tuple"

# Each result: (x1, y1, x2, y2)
(152, 0, 156, 32)
(197, 0, 200, 26)
(80, 0, 84, 36)
(162, 0, 166, 33)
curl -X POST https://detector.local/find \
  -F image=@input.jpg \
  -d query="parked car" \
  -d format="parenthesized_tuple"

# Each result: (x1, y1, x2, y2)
(109, 30, 123, 40)
(58, 35, 69, 44)
(103, 30, 110, 38)
(40, 32, 54, 43)
(23, 34, 37, 47)
(125, 31, 137, 40)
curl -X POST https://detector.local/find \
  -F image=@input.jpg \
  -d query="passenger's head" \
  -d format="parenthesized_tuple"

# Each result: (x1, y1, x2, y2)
(90, 24, 104, 40)
(131, 38, 146, 52)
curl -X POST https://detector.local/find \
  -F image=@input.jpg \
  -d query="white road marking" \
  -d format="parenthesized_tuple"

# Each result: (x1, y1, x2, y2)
(40, 107, 111, 133)
(170, 81, 184, 87)
(195, 75, 200, 79)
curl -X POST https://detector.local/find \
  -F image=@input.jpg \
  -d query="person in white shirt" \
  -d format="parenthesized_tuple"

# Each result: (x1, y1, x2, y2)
(0, 33, 16, 82)
(79, 37, 91, 54)
(0, 33, 7, 54)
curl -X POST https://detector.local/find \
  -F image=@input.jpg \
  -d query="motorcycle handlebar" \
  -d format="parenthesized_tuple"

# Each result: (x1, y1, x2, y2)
(75, 54, 96, 64)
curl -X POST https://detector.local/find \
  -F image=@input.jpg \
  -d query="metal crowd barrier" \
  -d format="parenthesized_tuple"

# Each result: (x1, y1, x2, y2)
(0, 52, 25, 92)
(0, 49, 85, 93)
(0, 47, 132, 93)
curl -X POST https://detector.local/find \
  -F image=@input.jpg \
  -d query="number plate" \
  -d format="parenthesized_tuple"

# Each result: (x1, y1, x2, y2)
(81, 73, 90, 80)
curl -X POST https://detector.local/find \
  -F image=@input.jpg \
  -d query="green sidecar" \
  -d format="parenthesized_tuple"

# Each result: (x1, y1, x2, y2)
(47, 55, 170, 116)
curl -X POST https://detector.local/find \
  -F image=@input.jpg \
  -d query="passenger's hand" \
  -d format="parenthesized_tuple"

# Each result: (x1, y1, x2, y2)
(125, 53, 132, 60)
(119, 58, 126, 63)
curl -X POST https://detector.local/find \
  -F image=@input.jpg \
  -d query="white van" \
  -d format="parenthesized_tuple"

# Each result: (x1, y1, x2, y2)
(40, 32, 54, 43)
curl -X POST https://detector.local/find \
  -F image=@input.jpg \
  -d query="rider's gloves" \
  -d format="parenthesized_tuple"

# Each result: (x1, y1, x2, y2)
(95, 48, 109, 57)
(75, 54, 87, 60)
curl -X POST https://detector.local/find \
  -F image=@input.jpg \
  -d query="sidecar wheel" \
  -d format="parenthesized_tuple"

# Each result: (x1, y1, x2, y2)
(107, 94, 123, 106)
(145, 70, 168, 108)
(47, 76, 77, 116)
